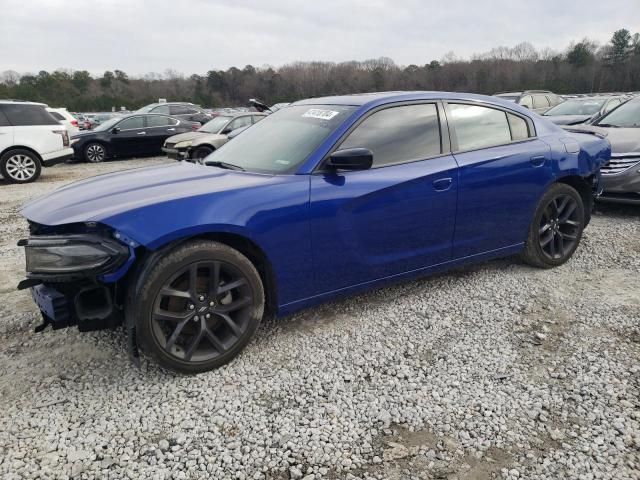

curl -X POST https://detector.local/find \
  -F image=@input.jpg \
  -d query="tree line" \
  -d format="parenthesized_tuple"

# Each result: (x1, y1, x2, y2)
(1, 29, 639, 112)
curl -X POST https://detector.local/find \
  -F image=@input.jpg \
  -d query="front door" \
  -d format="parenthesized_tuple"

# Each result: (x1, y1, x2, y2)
(309, 102, 458, 294)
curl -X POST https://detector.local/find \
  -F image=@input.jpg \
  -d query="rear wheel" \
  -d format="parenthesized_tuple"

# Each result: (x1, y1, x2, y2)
(134, 241, 264, 373)
(84, 142, 107, 163)
(1, 149, 41, 183)
(522, 183, 585, 268)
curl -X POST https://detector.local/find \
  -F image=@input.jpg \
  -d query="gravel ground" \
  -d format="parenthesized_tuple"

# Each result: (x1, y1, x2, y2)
(0, 158, 639, 480)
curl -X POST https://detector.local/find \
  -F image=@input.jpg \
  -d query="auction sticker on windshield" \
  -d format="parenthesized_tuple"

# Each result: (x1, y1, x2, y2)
(302, 109, 340, 120)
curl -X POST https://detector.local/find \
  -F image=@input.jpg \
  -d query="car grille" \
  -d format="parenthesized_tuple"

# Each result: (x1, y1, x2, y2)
(601, 155, 640, 175)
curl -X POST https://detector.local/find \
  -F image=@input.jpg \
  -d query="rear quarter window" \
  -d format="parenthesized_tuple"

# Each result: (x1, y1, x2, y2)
(1, 104, 58, 126)
(449, 104, 512, 151)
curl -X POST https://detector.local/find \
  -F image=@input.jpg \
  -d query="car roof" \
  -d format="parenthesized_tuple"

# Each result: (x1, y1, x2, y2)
(0, 99, 48, 106)
(293, 91, 533, 109)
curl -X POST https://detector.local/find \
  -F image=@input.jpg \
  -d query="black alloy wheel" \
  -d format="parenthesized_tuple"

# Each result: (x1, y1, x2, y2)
(134, 241, 264, 373)
(538, 194, 581, 260)
(522, 183, 585, 268)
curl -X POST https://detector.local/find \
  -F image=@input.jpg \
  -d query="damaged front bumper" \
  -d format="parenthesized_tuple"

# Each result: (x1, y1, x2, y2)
(17, 229, 137, 333)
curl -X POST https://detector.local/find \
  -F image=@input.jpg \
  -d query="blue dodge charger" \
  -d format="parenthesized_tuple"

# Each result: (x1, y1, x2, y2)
(19, 92, 610, 373)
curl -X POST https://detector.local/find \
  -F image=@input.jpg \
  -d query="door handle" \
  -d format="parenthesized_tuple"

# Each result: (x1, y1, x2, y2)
(530, 155, 545, 167)
(432, 177, 453, 192)
(167, 128, 175, 132)
(137, 131, 147, 135)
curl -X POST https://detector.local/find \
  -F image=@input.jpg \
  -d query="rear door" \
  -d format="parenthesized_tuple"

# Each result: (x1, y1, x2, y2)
(533, 95, 550, 113)
(444, 102, 554, 258)
(145, 115, 181, 153)
(309, 102, 458, 293)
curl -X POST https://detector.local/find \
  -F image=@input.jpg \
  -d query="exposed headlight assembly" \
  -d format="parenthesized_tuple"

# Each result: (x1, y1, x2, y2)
(174, 140, 193, 148)
(18, 235, 129, 277)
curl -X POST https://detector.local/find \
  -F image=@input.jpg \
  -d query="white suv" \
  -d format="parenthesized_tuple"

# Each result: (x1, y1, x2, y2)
(0, 100, 74, 183)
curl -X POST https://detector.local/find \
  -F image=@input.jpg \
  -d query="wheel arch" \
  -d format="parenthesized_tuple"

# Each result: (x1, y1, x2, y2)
(0, 145, 43, 164)
(555, 174, 594, 225)
(83, 140, 110, 160)
(126, 231, 278, 318)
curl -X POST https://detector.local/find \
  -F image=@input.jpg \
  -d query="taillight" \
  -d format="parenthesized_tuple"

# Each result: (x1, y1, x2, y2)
(53, 130, 70, 147)
(71, 120, 78, 127)
(192, 123, 200, 131)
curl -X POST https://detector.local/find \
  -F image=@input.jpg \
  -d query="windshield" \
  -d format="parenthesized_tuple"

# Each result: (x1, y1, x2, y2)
(544, 99, 605, 116)
(93, 117, 120, 131)
(198, 116, 233, 133)
(205, 105, 356, 174)
(595, 100, 639, 127)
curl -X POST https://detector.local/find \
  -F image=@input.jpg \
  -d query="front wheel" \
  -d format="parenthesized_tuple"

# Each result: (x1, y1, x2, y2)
(191, 146, 214, 163)
(522, 183, 585, 268)
(84, 142, 107, 163)
(133, 241, 265, 373)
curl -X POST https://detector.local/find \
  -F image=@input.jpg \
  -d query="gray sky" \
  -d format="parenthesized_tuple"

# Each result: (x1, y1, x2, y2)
(2, 0, 638, 76)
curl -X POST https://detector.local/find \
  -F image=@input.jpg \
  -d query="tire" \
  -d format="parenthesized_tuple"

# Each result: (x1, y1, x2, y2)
(84, 142, 107, 163)
(191, 146, 214, 163)
(522, 183, 585, 268)
(133, 240, 265, 373)
(0, 149, 42, 184)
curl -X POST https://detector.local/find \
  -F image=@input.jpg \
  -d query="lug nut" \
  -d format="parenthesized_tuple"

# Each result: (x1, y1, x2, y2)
(193, 315, 199, 321)
(188, 304, 194, 310)
(209, 301, 215, 307)
(199, 295, 205, 301)
(205, 313, 211, 319)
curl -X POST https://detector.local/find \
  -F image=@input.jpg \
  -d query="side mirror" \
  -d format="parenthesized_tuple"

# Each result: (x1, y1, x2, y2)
(326, 148, 373, 171)
(221, 128, 232, 135)
(521, 105, 530, 110)
(111, 127, 120, 134)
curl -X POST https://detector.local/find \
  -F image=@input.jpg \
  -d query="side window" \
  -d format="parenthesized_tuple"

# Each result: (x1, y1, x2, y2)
(146, 115, 173, 127)
(226, 116, 252, 132)
(152, 105, 170, 115)
(340, 104, 441, 167)
(0, 108, 10, 127)
(169, 105, 189, 115)
(1, 104, 58, 126)
(118, 116, 144, 130)
(507, 113, 530, 141)
(49, 112, 65, 121)
(185, 107, 200, 114)
(519, 96, 533, 109)
(533, 95, 549, 109)
(252, 115, 265, 124)
(449, 104, 511, 151)
(546, 95, 560, 106)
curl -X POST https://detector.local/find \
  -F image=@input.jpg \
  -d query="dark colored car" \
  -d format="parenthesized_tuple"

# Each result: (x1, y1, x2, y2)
(543, 96, 627, 126)
(162, 112, 267, 161)
(494, 90, 564, 114)
(136, 102, 212, 125)
(568, 97, 640, 204)
(18, 91, 609, 373)
(70, 113, 198, 162)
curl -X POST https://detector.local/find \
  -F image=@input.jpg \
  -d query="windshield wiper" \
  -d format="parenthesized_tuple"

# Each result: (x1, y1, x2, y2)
(206, 161, 245, 171)
(595, 123, 620, 128)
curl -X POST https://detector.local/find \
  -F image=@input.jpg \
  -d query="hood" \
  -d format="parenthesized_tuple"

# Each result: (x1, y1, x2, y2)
(565, 125, 640, 154)
(21, 162, 276, 226)
(545, 114, 592, 125)
(164, 131, 202, 144)
(192, 133, 228, 147)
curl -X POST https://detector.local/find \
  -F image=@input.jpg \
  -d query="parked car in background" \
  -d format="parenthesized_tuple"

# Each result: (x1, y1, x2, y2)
(494, 90, 564, 113)
(163, 112, 267, 161)
(46, 107, 79, 135)
(18, 91, 609, 373)
(70, 113, 198, 162)
(568, 97, 640, 205)
(73, 113, 87, 130)
(270, 103, 290, 112)
(84, 113, 117, 130)
(0, 100, 72, 183)
(543, 96, 627, 125)
(137, 102, 212, 125)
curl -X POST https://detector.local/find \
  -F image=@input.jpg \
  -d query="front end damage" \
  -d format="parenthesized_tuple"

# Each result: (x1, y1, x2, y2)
(17, 221, 140, 359)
